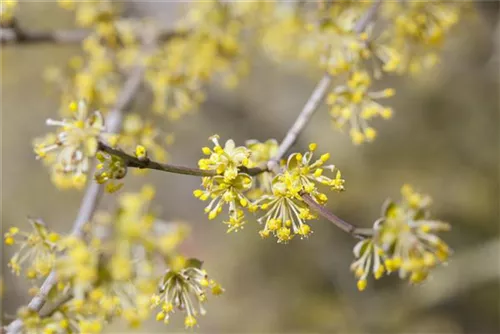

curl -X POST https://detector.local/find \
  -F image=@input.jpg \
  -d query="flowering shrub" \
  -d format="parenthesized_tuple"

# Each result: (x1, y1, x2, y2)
(3, 0, 472, 333)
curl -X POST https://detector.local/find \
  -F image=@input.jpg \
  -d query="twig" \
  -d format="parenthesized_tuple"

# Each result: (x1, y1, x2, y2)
(4, 63, 146, 334)
(271, 75, 332, 164)
(1, 19, 185, 45)
(0, 27, 88, 44)
(97, 142, 267, 177)
(353, 0, 382, 34)
(301, 193, 372, 239)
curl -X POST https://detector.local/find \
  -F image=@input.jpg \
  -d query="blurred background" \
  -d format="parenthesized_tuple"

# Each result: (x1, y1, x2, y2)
(2, 2, 499, 333)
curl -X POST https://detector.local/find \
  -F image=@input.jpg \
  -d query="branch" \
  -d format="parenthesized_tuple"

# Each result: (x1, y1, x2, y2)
(301, 193, 372, 239)
(353, 0, 382, 34)
(1, 25, 88, 44)
(97, 142, 267, 177)
(271, 75, 332, 163)
(1, 19, 184, 45)
(4, 62, 146, 334)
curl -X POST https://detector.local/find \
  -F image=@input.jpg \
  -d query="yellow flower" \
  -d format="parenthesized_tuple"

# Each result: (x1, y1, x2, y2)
(152, 258, 223, 329)
(5, 219, 60, 279)
(55, 236, 99, 300)
(351, 184, 451, 290)
(198, 135, 251, 181)
(34, 101, 106, 188)
(327, 71, 395, 144)
(350, 238, 387, 290)
(256, 144, 344, 242)
(0, 0, 18, 24)
(195, 174, 253, 233)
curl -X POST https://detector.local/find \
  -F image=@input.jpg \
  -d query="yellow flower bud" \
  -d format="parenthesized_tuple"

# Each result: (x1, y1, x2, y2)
(357, 279, 367, 291)
(135, 145, 147, 161)
(184, 315, 197, 328)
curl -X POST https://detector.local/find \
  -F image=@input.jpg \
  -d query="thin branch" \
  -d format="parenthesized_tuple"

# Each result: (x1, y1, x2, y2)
(1, 19, 185, 45)
(271, 75, 332, 163)
(98, 142, 216, 177)
(0, 27, 88, 44)
(97, 142, 267, 177)
(301, 193, 372, 239)
(4, 63, 146, 334)
(353, 0, 382, 34)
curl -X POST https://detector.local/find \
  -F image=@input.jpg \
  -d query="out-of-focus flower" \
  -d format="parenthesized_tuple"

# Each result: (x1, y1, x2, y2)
(145, 1, 257, 120)
(350, 184, 452, 290)
(350, 238, 386, 291)
(55, 236, 100, 300)
(33, 101, 106, 189)
(58, 0, 115, 28)
(4, 219, 60, 279)
(381, 1, 465, 75)
(326, 71, 394, 144)
(116, 113, 173, 169)
(0, 0, 17, 25)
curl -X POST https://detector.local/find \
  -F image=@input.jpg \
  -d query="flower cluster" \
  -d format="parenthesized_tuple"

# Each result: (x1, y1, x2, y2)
(326, 71, 394, 144)
(33, 101, 106, 189)
(256, 143, 344, 242)
(195, 135, 253, 233)
(350, 185, 451, 291)
(42, 1, 469, 147)
(4, 218, 60, 279)
(381, 1, 467, 75)
(195, 137, 345, 242)
(94, 150, 127, 193)
(151, 256, 224, 328)
(55, 236, 101, 300)
(45, 1, 148, 116)
(144, 1, 271, 120)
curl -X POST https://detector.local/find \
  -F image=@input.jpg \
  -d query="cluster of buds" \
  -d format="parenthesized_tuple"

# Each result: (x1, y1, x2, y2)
(95, 150, 127, 193)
